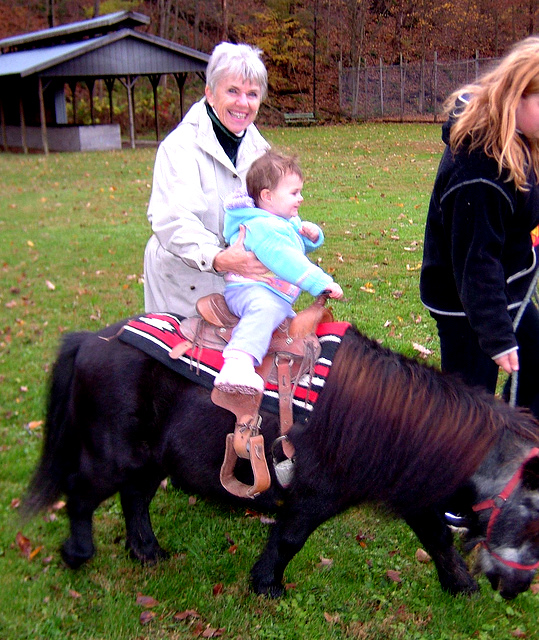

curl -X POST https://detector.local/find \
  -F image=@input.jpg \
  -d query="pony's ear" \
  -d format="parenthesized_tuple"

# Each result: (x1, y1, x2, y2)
(522, 455, 539, 491)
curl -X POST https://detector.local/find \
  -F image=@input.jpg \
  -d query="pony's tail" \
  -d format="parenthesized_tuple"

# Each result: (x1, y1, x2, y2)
(21, 332, 88, 519)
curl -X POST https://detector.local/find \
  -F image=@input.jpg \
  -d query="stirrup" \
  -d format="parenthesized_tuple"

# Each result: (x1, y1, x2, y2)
(212, 388, 271, 498)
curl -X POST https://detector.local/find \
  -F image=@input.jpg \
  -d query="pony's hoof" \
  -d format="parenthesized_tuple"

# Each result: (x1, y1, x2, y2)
(442, 577, 480, 596)
(127, 543, 169, 565)
(61, 540, 95, 569)
(251, 578, 285, 598)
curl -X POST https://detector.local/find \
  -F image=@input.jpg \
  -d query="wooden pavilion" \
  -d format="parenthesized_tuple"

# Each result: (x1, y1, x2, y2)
(0, 11, 209, 152)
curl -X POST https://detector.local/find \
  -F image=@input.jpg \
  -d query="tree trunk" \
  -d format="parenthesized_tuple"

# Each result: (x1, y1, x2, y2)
(222, 0, 228, 41)
(48, 0, 55, 28)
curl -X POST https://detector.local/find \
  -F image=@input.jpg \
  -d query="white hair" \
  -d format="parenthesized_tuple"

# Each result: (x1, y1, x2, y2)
(206, 42, 268, 100)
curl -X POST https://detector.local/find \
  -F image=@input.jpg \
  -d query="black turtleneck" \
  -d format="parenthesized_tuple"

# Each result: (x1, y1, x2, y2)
(205, 101, 245, 166)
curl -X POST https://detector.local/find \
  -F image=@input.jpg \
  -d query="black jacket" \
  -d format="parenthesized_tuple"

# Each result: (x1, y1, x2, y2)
(420, 99, 539, 359)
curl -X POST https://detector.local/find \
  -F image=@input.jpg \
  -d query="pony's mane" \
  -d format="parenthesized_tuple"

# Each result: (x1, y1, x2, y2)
(304, 326, 539, 513)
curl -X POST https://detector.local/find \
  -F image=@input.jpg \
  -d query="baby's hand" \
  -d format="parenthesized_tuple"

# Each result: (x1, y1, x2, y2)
(299, 222, 319, 242)
(326, 283, 343, 299)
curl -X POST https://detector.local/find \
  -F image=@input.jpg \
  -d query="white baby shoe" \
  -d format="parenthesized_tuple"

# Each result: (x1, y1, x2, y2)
(214, 354, 264, 395)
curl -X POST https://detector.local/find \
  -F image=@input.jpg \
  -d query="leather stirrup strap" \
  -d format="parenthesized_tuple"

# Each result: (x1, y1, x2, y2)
(220, 433, 271, 498)
(212, 388, 272, 497)
(276, 356, 296, 459)
(211, 388, 263, 428)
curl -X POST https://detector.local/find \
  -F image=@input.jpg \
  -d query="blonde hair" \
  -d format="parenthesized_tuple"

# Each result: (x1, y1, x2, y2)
(246, 151, 303, 206)
(446, 36, 539, 191)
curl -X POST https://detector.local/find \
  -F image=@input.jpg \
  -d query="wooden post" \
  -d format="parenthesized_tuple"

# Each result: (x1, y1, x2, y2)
(104, 78, 115, 123)
(379, 58, 384, 118)
(338, 58, 342, 115)
(120, 75, 138, 149)
(364, 58, 368, 120)
(149, 74, 161, 142)
(174, 73, 187, 120)
(38, 76, 49, 155)
(419, 57, 424, 114)
(69, 81, 78, 125)
(312, 0, 318, 117)
(433, 51, 438, 123)
(0, 94, 7, 151)
(19, 90, 28, 154)
(86, 78, 96, 124)
(400, 53, 404, 122)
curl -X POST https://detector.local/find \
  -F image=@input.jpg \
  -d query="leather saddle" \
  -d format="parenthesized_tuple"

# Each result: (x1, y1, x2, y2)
(170, 292, 333, 498)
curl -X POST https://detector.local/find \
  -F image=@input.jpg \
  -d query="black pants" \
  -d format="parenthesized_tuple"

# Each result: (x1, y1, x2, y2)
(431, 302, 539, 419)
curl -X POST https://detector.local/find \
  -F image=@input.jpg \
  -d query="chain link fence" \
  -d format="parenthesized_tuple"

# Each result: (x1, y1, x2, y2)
(339, 54, 500, 121)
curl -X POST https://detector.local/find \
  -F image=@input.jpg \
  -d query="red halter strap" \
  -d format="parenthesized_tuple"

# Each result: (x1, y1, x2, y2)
(472, 447, 539, 572)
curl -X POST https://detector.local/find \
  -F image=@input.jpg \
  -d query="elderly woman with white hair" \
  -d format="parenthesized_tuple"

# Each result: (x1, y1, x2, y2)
(144, 42, 271, 317)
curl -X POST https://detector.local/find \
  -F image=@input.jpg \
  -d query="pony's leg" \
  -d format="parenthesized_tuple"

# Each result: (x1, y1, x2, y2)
(405, 508, 479, 595)
(61, 475, 103, 569)
(120, 476, 168, 564)
(251, 495, 338, 597)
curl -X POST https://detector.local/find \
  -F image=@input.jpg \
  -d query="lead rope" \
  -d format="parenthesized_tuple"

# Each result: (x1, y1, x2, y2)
(509, 265, 539, 406)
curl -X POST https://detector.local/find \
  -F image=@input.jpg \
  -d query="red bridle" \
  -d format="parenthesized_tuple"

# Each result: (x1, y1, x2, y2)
(472, 447, 539, 571)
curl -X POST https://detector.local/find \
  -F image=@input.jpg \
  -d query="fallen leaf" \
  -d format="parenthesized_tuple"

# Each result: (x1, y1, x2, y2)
(212, 583, 224, 595)
(140, 610, 156, 625)
(136, 593, 159, 608)
(360, 284, 375, 294)
(29, 545, 43, 560)
(415, 548, 431, 563)
(45, 280, 56, 291)
(68, 589, 81, 599)
(412, 342, 432, 358)
(324, 612, 341, 623)
(192, 621, 206, 635)
(260, 515, 276, 524)
(202, 626, 225, 637)
(511, 629, 527, 638)
(26, 420, 43, 431)
(173, 609, 201, 621)
(317, 556, 333, 568)
(16, 531, 32, 558)
(188, 496, 197, 505)
(11, 498, 20, 509)
(386, 570, 402, 583)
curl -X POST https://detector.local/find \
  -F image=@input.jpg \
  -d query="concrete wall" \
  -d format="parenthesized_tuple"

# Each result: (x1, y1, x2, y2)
(4, 124, 122, 151)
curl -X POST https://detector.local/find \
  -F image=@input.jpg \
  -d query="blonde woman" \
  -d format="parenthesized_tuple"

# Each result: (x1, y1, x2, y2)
(420, 36, 539, 418)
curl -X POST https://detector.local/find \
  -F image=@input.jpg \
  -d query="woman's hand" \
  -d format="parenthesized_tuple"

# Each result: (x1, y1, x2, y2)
(213, 225, 269, 279)
(495, 349, 519, 375)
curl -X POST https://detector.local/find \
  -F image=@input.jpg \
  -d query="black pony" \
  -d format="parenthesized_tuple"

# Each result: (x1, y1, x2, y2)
(23, 319, 539, 600)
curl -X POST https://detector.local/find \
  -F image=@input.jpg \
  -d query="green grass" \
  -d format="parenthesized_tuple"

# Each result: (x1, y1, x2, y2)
(0, 124, 534, 639)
